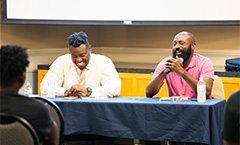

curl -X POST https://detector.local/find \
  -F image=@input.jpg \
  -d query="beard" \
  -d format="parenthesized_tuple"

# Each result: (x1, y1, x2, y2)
(172, 44, 192, 62)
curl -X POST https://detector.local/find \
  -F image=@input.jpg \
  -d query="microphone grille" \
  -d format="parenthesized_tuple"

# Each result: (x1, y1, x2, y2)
(179, 57, 184, 62)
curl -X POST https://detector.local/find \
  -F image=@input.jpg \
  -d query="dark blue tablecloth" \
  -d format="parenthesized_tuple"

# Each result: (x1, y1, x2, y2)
(50, 97, 226, 145)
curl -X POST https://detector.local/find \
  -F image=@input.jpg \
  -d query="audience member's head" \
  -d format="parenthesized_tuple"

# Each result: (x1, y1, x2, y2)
(0, 45, 29, 90)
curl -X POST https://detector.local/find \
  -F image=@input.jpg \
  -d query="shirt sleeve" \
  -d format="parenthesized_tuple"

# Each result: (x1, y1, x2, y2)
(199, 57, 214, 79)
(152, 59, 167, 79)
(41, 56, 68, 96)
(90, 58, 121, 98)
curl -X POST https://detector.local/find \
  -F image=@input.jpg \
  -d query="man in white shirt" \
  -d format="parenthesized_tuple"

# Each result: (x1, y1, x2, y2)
(41, 31, 121, 98)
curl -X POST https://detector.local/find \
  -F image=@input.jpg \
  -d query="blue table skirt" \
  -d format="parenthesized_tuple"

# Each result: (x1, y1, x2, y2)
(51, 97, 226, 145)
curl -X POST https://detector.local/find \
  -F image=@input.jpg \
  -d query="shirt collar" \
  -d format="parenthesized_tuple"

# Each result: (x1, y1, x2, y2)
(73, 53, 92, 71)
(185, 54, 196, 70)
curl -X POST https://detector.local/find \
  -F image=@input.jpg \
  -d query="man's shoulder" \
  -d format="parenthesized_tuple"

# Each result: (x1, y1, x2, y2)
(193, 53, 210, 60)
(193, 53, 212, 63)
(164, 56, 172, 60)
(89, 54, 115, 70)
(18, 95, 47, 109)
(0, 93, 49, 113)
(20, 97, 51, 119)
(91, 53, 113, 62)
(51, 53, 72, 66)
(159, 56, 172, 64)
(57, 53, 71, 60)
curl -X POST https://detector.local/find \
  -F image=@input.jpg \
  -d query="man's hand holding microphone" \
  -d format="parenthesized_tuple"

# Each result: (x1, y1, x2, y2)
(164, 56, 184, 75)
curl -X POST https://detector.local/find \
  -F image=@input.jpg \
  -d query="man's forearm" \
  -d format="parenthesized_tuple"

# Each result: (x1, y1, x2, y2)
(146, 70, 167, 98)
(179, 70, 198, 94)
(90, 78, 121, 98)
(180, 70, 213, 98)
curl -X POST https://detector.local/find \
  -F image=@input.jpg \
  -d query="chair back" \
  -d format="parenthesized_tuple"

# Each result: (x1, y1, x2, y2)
(32, 96, 64, 145)
(212, 75, 225, 99)
(0, 113, 39, 145)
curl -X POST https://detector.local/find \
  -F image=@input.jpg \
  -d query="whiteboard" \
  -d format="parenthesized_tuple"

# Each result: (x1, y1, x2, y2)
(2, 0, 240, 25)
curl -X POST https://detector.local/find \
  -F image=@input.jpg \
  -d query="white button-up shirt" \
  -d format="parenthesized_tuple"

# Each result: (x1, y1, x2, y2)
(41, 53, 121, 98)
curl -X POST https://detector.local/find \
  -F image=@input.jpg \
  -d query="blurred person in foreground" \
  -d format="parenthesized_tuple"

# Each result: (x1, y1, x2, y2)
(41, 31, 121, 98)
(222, 89, 240, 145)
(0, 45, 58, 145)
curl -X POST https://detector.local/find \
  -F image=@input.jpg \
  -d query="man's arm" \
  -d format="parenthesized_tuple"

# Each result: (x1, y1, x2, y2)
(90, 60, 121, 98)
(66, 58, 121, 98)
(167, 57, 213, 99)
(41, 55, 70, 97)
(178, 70, 213, 98)
(43, 122, 58, 145)
(67, 84, 88, 97)
(146, 58, 172, 98)
(146, 70, 167, 98)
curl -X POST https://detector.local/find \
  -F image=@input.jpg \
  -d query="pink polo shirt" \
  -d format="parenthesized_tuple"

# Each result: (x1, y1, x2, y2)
(152, 54, 214, 98)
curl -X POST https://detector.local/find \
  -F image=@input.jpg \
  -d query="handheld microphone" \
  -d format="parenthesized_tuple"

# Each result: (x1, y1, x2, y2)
(164, 57, 184, 74)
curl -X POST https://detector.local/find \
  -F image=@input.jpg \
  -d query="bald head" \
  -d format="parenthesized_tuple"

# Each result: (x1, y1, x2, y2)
(172, 31, 197, 63)
(174, 31, 196, 44)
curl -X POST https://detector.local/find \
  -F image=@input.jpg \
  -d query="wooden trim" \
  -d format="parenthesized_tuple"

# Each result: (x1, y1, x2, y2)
(28, 47, 239, 72)
(38, 69, 239, 99)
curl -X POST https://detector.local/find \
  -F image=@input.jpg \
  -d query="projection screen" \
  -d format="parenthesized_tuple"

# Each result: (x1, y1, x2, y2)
(1, 0, 240, 25)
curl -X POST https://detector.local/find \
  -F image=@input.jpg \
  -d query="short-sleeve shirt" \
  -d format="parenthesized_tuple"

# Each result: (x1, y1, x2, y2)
(152, 54, 214, 98)
(0, 92, 54, 141)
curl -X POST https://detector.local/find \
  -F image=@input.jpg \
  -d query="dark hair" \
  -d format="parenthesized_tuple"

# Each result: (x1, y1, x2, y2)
(67, 32, 90, 47)
(0, 45, 29, 87)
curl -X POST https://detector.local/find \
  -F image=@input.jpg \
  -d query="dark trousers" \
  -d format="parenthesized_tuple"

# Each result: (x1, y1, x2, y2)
(143, 140, 208, 145)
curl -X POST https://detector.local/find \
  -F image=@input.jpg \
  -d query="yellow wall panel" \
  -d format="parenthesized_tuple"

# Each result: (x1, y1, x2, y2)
(37, 69, 49, 95)
(136, 78, 150, 97)
(38, 70, 239, 99)
(118, 73, 168, 97)
(220, 77, 240, 100)
(120, 78, 133, 96)
(155, 81, 168, 98)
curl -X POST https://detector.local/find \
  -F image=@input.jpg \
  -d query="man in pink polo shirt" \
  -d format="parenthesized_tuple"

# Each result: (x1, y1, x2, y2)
(146, 31, 214, 99)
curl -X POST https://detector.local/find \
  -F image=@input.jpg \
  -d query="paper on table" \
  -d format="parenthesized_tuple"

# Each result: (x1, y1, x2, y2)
(80, 96, 108, 100)
(64, 96, 78, 100)
(28, 94, 41, 97)
(159, 96, 184, 102)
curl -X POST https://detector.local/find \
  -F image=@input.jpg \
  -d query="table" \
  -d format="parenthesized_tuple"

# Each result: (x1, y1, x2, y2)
(50, 97, 226, 145)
